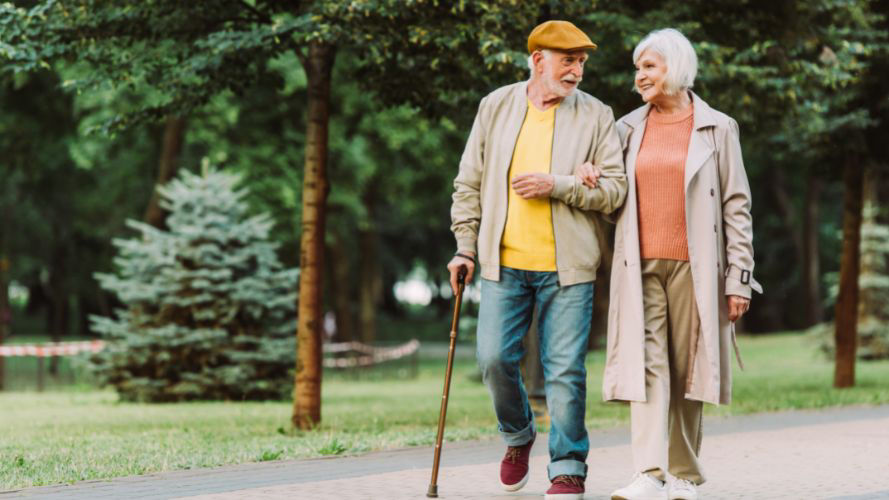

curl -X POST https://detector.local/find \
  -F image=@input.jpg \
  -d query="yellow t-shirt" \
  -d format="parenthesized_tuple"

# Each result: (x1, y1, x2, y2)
(499, 100, 558, 271)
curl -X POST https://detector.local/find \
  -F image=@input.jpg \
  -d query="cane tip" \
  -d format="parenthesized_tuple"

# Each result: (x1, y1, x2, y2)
(426, 484, 438, 497)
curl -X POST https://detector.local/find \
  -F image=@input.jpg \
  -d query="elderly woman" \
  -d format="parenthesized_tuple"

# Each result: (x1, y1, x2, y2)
(577, 29, 761, 500)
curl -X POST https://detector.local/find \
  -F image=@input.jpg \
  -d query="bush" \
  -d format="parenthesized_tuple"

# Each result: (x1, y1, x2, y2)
(90, 167, 298, 401)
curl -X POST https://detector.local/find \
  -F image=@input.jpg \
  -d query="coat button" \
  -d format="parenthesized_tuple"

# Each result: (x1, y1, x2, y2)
(624, 260, 627, 266)
(713, 224, 717, 233)
(710, 188, 715, 196)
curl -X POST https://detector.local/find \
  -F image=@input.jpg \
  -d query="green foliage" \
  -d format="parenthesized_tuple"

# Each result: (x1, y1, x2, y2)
(90, 167, 299, 402)
(2, 0, 567, 128)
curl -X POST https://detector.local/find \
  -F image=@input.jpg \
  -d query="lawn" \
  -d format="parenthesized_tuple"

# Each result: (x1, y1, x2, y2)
(2, 331, 889, 490)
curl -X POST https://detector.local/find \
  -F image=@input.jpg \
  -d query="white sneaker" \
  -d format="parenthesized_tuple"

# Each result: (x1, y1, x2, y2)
(611, 472, 668, 500)
(669, 477, 698, 500)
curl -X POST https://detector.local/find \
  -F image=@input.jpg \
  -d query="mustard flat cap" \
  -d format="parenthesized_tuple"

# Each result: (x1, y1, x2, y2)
(527, 20, 597, 54)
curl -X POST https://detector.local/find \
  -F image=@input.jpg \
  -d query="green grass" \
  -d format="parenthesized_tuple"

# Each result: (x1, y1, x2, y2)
(2, 331, 889, 490)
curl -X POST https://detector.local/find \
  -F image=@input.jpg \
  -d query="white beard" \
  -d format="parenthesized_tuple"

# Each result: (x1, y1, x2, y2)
(544, 75, 579, 98)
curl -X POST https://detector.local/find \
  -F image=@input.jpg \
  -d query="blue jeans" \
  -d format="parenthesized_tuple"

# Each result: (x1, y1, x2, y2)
(476, 267, 593, 480)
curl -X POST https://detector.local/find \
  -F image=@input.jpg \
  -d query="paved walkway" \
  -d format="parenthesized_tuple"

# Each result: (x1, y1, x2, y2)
(4, 405, 889, 499)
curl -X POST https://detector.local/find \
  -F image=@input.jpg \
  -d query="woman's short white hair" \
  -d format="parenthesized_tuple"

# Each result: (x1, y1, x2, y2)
(633, 28, 697, 95)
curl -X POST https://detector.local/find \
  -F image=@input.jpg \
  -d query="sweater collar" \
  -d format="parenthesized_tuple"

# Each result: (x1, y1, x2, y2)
(623, 90, 717, 130)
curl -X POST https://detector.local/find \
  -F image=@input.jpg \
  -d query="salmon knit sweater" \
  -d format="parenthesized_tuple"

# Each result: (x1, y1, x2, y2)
(636, 104, 694, 261)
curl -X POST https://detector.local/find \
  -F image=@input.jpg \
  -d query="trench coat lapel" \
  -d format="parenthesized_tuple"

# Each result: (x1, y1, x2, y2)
(624, 115, 646, 185)
(684, 92, 718, 189)
(619, 104, 650, 243)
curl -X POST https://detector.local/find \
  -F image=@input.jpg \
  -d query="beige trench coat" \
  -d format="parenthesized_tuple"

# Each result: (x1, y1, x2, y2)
(602, 92, 762, 406)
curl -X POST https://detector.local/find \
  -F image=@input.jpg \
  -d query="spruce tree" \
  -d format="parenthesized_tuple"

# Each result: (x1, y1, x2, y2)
(91, 166, 298, 401)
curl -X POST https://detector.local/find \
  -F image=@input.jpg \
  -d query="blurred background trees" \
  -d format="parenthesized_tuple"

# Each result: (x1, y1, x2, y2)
(1, 0, 888, 415)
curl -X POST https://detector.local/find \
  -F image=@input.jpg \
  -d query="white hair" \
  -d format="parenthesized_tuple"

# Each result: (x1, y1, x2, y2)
(527, 49, 553, 77)
(632, 28, 697, 95)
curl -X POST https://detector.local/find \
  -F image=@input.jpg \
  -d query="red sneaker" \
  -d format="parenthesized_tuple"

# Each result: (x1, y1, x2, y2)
(499, 436, 534, 491)
(545, 474, 585, 500)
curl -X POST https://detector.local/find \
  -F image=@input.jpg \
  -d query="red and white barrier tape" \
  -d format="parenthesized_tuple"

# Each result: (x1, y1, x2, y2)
(0, 340, 106, 357)
(323, 339, 420, 368)
(0, 339, 420, 367)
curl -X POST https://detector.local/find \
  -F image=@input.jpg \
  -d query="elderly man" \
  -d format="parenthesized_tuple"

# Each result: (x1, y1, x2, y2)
(447, 20, 627, 500)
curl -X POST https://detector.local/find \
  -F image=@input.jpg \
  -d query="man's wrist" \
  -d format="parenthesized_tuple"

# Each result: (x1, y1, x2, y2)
(454, 251, 475, 261)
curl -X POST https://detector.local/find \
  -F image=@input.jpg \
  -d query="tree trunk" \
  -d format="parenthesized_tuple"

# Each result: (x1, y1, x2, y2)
(802, 175, 823, 326)
(292, 42, 335, 430)
(358, 228, 381, 344)
(834, 157, 863, 388)
(328, 233, 355, 342)
(857, 163, 883, 357)
(144, 116, 187, 229)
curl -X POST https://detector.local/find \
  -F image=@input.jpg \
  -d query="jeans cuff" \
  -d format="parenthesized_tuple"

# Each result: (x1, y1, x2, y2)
(548, 459, 587, 480)
(500, 418, 535, 447)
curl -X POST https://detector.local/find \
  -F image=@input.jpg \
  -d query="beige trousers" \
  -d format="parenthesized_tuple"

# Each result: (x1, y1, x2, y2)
(630, 259, 705, 484)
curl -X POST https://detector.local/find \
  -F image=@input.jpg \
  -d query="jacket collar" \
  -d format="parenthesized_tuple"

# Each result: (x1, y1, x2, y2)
(622, 90, 716, 131)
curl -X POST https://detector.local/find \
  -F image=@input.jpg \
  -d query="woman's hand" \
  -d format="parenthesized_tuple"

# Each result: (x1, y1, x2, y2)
(574, 161, 602, 188)
(727, 295, 750, 322)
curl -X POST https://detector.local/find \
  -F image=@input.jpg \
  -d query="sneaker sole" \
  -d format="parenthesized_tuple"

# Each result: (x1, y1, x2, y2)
(612, 494, 667, 500)
(545, 494, 583, 500)
(500, 471, 529, 492)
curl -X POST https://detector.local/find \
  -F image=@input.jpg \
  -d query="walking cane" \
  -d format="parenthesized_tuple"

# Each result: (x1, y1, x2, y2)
(427, 265, 467, 498)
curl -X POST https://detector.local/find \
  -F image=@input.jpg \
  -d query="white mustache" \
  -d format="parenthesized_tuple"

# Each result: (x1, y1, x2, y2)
(561, 76, 581, 84)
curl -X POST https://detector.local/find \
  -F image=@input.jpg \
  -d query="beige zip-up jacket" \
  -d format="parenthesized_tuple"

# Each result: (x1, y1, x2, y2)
(450, 81, 627, 286)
